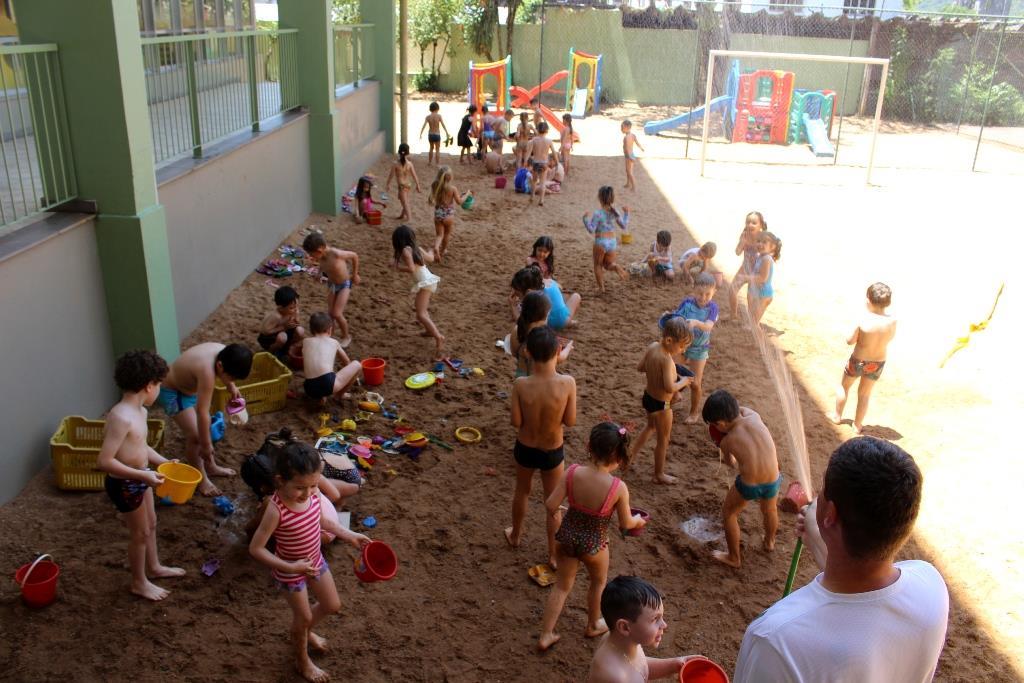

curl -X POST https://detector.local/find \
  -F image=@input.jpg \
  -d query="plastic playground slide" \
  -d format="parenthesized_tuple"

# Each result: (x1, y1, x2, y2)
(802, 114, 835, 157)
(510, 70, 571, 135)
(643, 95, 733, 136)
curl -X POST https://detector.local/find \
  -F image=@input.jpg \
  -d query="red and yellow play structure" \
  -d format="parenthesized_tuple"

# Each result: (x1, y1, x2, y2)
(468, 56, 512, 111)
(565, 48, 603, 116)
(731, 69, 794, 145)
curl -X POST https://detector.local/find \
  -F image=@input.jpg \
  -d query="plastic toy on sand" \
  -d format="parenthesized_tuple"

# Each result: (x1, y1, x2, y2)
(155, 462, 203, 504)
(361, 358, 386, 386)
(455, 426, 482, 444)
(354, 540, 398, 583)
(624, 507, 650, 537)
(14, 554, 60, 608)
(226, 397, 248, 426)
(679, 656, 730, 683)
(404, 372, 436, 390)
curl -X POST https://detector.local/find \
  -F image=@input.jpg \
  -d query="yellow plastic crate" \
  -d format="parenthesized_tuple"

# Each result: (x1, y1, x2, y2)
(50, 416, 166, 491)
(210, 351, 292, 417)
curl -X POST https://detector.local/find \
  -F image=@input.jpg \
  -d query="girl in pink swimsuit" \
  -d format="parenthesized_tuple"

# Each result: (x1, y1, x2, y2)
(537, 422, 647, 652)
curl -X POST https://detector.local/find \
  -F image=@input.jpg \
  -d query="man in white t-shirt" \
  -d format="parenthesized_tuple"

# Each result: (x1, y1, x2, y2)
(734, 437, 949, 683)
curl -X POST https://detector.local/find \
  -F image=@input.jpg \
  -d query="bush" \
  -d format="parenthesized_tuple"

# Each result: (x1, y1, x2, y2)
(953, 63, 1024, 126)
(413, 71, 440, 91)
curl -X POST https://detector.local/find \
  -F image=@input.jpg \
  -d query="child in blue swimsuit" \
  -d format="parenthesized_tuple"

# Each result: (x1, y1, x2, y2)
(537, 423, 647, 651)
(660, 272, 719, 424)
(750, 231, 781, 325)
(583, 186, 629, 292)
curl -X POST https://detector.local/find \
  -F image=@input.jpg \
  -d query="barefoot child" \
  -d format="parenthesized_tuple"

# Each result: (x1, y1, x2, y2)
(662, 273, 719, 424)
(302, 232, 360, 348)
(158, 343, 253, 496)
(509, 263, 581, 331)
(679, 242, 721, 286)
(514, 111, 535, 168)
(560, 113, 575, 177)
(419, 101, 450, 166)
(588, 576, 704, 682)
(457, 104, 476, 164)
(508, 326, 577, 569)
(483, 150, 505, 175)
(249, 440, 370, 683)
(622, 120, 644, 191)
(538, 422, 646, 651)
(257, 285, 305, 361)
(729, 211, 767, 318)
(301, 312, 362, 403)
(630, 317, 693, 484)
(545, 152, 565, 192)
(385, 143, 421, 221)
(97, 350, 185, 601)
(527, 121, 558, 205)
(702, 390, 781, 569)
(750, 232, 781, 325)
(352, 176, 385, 223)
(392, 224, 444, 358)
(509, 292, 573, 377)
(427, 165, 472, 262)
(583, 186, 629, 292)
(647, 230, 675, 280)
(830, 282, 897, 433)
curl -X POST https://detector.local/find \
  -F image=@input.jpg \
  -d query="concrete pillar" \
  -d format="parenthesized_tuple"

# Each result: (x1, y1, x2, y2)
(361, 0, 397, 152)
(14, 0, 180, 360)
(279, 0, 342, 214)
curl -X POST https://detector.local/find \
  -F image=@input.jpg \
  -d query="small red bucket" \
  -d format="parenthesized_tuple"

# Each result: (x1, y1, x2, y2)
(14, 554, 60, 608)
(353, 541, 398, 583)
(495, 176, 507, 189)
(365, 210, 382, 226)
(287, 343, 304, 371)
(626, 507, 650, 537)
(679, 657, 730, 683)
(361, 357, 386, 386)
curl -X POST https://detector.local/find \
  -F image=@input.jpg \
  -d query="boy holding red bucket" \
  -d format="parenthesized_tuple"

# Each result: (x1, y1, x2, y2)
(97, 350, 185, 601)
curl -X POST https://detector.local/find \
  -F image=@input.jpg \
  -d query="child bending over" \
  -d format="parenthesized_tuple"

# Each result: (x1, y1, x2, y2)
(538, 422, 646, 651)
(702, 390, 781, 569)
(301, 312, 362, 404)
(662, 273, 719, 424)
(158, 343, 252, 496)
(257, 285, 305, 361)
(829, 282, 897, 433)
(622, 120, 644, 191)
(392, 224, 444, 358)
(302, 231, 359, 348)
(419, 101, 450, 166)
(385, 143, 421, 221)
(98, 350, 185, 601)
(647, 230, 674, 280)
(249, 440, 370, 683)
(509, 292, 573, 377)
(630, 317, 694, 484)
(583, 186, 629, 292)
(509, 264, 581, 331)
(508, 326, 577, 570)
(749, 231, 782, 325)
(679, 242, 721, 286)
(587, 576, 704, 682)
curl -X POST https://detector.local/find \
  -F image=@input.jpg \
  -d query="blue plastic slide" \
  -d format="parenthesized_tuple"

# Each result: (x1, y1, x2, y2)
(643, 95, 733, 136)
(802, 114, 835, 157)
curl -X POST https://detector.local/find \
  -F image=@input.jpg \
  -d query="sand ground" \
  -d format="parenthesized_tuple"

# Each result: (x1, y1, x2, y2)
(0, 95, 1019, 682)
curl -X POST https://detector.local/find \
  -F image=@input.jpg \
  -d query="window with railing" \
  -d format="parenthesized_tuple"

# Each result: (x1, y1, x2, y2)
(842, 0, 876, 15)
(137, 0, 256, 36)
(333, 24, 375, 90)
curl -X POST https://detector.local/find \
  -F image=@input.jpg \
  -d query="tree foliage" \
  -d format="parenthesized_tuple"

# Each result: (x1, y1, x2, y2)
(332, 0, 360, 23)
(410, 0, 461, 82)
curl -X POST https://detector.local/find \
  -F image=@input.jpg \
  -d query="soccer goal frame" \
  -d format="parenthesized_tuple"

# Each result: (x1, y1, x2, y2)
(700, 50, 891, 185)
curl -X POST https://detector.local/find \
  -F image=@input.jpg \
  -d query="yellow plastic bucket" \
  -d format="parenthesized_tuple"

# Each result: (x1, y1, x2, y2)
(154, 462, 202, 504)
(620, 232, 633, 245)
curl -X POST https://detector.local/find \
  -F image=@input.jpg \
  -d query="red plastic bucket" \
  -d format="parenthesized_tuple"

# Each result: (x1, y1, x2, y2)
(14, 554, 60, 608)
(495, 176, 507, 189)
(287, 343, 304, 371)
(365, 210, 382, 225)
(353, 541, 398, 583)
(361, 358, 386, 386)
(679, 657, 729, 683)
(626, 507, 651, 537)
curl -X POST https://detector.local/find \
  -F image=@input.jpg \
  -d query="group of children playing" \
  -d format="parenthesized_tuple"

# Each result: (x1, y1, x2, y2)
(93, 104, 899, 679)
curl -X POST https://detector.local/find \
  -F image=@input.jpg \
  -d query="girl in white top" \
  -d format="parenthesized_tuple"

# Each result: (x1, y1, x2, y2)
(392, 225, 444, 359)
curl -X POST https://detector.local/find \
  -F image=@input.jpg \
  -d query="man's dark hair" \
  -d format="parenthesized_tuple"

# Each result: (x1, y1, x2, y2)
(274, 286, 299, 308)
(526, 325, 558, 363)
(114, 350, 168, 393)
(310, 312, 333, 334)
(701, 389, 739, 424)
(867, 282, 892, 307)
(216, 344, 253, 380)
(302, 232, 326, 253)
(601, 576, 663, 626)
(824, 437, 922, 561)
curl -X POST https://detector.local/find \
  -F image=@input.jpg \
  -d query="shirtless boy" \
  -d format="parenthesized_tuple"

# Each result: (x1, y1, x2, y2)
(507, 325, 577, 569)
(702, 389, 781, 568)
(531, 97, 543, 129)
(588, 576, 701, 683)
(622, 120, 644, 191)
(830, 282, 897, 433)
(630, 317, 694, 485)
(302, 312, 362, 404)
(527, 121, 558, 206)
(256, 285, 305, 361)
(158, 342, 252, 496)
(302, 231, 360, 348)
(419, 101, 450, 166)
(98, 350, 185, 601)
(483, 150, 505, 175)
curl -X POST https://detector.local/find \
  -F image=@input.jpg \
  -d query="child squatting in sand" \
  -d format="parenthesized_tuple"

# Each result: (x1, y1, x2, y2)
(98, 350, 185, 601)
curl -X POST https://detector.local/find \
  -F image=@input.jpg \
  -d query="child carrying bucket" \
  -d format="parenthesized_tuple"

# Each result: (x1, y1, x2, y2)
(250, 439, 370, 683)
(97, 350, 186, 601)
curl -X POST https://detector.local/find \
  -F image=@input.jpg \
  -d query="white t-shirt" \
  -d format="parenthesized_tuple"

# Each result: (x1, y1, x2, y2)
(734, 560, 949, 683)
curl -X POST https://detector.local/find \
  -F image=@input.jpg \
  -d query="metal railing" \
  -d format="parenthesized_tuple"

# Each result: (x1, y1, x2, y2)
(140, 29, 300, 165)
(334, 24, 376, 90)
(0, 44, 77, 232)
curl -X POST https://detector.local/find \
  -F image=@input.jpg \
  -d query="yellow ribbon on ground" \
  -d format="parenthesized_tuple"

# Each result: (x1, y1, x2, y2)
(940, 283, 1004, 368)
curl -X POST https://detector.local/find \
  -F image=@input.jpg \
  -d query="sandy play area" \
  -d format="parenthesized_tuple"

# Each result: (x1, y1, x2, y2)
(0, 94, 1020, 682)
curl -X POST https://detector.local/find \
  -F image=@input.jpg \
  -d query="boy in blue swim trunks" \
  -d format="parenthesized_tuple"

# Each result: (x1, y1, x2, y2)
(702, 389, 781, 569)
(99, 350, 185, 601)
(302, 231, 360, 348)
(419, 101, 449, 166)
(159, 342, 253, 497)
(660, 273, 718, 424)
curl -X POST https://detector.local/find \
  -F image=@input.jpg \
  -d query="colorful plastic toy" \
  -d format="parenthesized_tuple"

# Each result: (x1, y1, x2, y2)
(455, 426, 482, 444)
(566, 48, 603, 116)
(468, 55, 512, 111)
(404, 372, 437, 390)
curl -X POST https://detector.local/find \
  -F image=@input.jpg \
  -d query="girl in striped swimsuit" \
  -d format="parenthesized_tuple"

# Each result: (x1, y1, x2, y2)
(250, 440, 370, 683)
